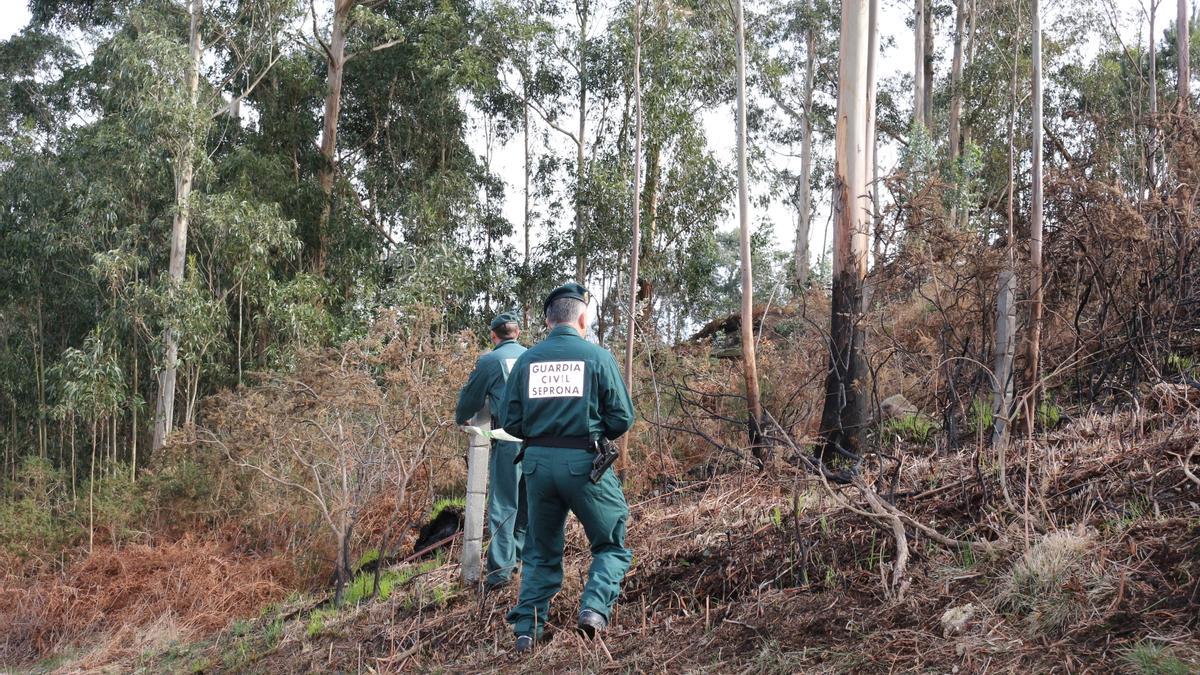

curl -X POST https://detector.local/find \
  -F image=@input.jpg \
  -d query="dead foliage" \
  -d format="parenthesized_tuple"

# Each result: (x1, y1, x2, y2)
(0, 535, 296, 665)
(120, 404, 1194, 674)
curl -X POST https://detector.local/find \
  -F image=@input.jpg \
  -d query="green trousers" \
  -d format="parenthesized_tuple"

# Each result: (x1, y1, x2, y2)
(507, 446, 631, 639)
(486, 440, 527, 587)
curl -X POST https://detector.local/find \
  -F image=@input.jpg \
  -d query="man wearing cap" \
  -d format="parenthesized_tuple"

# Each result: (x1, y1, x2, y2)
(455, 312, 528, 590)
(500, 283, 635, 653)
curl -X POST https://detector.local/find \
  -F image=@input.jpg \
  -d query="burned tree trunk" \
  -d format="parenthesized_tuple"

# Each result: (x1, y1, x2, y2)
(819, 0, 874, 463)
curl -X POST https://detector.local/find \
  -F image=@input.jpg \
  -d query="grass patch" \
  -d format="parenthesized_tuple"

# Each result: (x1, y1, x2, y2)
(354, 547, 380, 571)
(306, 607, 339, 638)
(1166, 353, 1198, 378)
(969, 397, 993, 434)
(430, 496, 465, 519)
(995, 530, 1113, 637)
(1037, 399, 1062, 429)
(1121, 641, 1196, 675)
(308, 553, 450, 636)
(883, 414, 938, 444)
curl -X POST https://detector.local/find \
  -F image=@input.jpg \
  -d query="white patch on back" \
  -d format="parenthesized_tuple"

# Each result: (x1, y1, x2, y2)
(528, 361, 585, 398)
(502, 358, 517, 381)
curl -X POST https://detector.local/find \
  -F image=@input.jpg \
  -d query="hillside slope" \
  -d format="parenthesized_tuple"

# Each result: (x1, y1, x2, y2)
(78, 405, 1200, 674)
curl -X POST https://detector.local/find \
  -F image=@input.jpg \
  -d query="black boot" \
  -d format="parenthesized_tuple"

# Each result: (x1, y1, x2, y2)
(514, 635, 533, 654)
(577, 609, 607, 639)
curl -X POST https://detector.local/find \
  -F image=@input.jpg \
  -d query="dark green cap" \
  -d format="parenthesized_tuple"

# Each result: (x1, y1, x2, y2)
(543, 282, 591, 314)
(489, 312, 521, 332)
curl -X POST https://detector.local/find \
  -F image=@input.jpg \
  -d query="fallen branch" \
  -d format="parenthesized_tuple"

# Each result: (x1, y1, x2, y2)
(1183, 443, 1200, 488)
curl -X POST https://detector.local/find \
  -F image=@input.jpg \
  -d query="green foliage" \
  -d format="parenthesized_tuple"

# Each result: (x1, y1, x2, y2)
(354, 548, 381, 572)
(305, 607, 337, 638)
(430, 496, 465, 520)
(0, 457, 71, 559)
(901, 120, 938, 194)
(1037, 399, 1062, 429)
(50, 328, 126, 425)
(1166, 353, 1198, 378)
(1120, 641, 1196, 675)
(948, 141, 984, 218)
(83, 463, 146, 547)
(969, 398, 993, 435)
(264, 619, 283, 648)
(883, 415, 938, 445)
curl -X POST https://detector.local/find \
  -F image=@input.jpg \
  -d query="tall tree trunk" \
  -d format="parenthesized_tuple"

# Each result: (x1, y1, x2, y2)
(315, 0, 352, 274)
(993, 20, 1020, 488)
(867, 0, 879, 270)
(1180, 0, 1190, 110)
(89, 420, 96, 552)
(734, 0, 764, 451)
(574, 0, 590, 283)
(923, 0, 935, 127)
(130, 343, 138, 481)
(35, 297, 46, 459)
(1151, 1, 1159, 115)
(620, 0, 643, 477)
(914, 0, 925, 127)
(820, 0, 873, 462)
(949, 0, 967, 165)
(637, 141, 660, 325)
(958, 0, 977, 229)
(152, 0, 202, 453)
(795, 25, 815, 287)
(523, 84, 531, 330)
(1025, 0, 1045, 405)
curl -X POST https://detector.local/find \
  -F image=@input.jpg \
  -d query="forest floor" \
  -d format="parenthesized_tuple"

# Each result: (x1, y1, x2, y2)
(9, 401, 1200, 674)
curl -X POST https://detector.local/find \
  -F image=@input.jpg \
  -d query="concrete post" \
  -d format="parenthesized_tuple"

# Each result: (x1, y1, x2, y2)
(462, 404, 491, 585)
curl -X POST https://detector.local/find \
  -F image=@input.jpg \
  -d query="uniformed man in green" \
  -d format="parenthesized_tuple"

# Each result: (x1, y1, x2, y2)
(455, 312, 528, 590)
(500, 283, 635, 653)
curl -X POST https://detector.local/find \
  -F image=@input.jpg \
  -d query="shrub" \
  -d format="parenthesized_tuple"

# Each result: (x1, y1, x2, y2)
(83, 463, 146, 548)
(0, 457, 72, 561)
(995, 530, 1114, 636)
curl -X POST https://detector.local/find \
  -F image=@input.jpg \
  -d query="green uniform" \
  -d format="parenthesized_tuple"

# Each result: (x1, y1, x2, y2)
(455, 338, 527, 588)
(501, 324, 635, 639)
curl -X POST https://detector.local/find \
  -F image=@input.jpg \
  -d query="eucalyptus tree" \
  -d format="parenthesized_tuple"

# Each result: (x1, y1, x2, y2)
(51, 330, 125, 551)
(631, 0, 733, 332)
(734, 0, 763, 447)
(819, 0, 874, 462)
(1025, 0, 1044, 403)
(1179, 0, 1190, 109)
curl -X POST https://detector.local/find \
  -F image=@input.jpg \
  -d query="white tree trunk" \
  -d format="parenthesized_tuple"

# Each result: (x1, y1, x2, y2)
(575, 0, 590, 283)
(914, 0, 925, 127)
(1026, 0, 1045, 395)
(314, 0, 352, 274)
(620, 0, 643, 475)
(1151, 1, 1159, 114)
(795, 24, 815, 287)
(819, 0, 872, 459)
(949, 0, 967, 164)
(735, 0, 763, 447)
(867, 0, 879, 268)
(152, 0, 202, 453)
(523, 86, 531, 329)
(1180, 0, 1190, 110)
(992, 270, 1016, 449)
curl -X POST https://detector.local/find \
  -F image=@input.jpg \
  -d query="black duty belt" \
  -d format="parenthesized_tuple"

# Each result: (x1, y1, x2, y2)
(525, 435, 594, 450)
